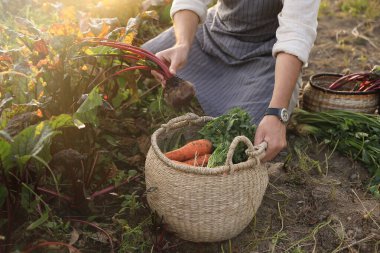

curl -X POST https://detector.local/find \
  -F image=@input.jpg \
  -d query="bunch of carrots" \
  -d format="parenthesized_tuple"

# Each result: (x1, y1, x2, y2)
(163, 108, 256, 168)
(164, 139, 213, 167)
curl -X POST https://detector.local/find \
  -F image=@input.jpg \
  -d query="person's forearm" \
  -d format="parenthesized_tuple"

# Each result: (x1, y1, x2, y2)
(172, 10, 199, 49)
(269, 52, 302, 108)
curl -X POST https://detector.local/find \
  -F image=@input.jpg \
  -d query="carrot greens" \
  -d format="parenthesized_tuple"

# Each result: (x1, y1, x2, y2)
(291, 108, 380, 197)
(199, 108, 256, 167)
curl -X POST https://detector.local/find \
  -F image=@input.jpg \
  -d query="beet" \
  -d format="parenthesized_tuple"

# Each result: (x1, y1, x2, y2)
(85, 40, 196, 107)
(164, 76, 196, 108)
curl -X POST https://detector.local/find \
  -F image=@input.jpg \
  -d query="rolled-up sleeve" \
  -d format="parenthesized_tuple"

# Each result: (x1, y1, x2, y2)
(272, 0, 320, 66)
(170, 0, 210, 24)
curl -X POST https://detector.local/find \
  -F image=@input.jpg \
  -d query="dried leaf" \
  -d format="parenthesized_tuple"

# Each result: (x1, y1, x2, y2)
(106, 162, 119, 180)
(87, 231, 109, 244)
(126, 154, 143, 166)
(33, 39, 49, 56)
(69, 228, 80, 246)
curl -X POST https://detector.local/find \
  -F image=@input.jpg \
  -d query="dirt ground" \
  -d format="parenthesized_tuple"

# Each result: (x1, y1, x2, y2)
(152, 5, 380, 253)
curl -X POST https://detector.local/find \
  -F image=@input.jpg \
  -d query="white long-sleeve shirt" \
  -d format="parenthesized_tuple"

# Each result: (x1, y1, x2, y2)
(170, 0, 320, 65)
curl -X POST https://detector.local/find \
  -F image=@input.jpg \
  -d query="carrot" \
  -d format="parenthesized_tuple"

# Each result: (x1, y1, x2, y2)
(165, 139, 212, 161)
(172, 154, 211, 167)
(183, 154, 211, 167)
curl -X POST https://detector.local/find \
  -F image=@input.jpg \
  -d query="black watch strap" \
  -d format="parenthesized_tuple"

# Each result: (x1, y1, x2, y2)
(264, 108, 289, 123)
(265, 108, 281, 117)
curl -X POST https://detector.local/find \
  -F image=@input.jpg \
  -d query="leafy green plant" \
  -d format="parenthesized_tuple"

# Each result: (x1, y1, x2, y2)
(199, 107, 256, 167)
(0, 114, 75, 248)
(0, 4, 145, 250)
(339, 0, 380, 19)
(0, 0, 193, 251)
(291, 108, 380, 196)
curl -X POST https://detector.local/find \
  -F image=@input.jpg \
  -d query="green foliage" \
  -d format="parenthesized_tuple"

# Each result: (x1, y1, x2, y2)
(291, 109, 380, 196)
(10, 121, 59, 168)
(199, 108, 256, 167)
(339, 0, 380, 19)
(2, 114, 74, 171)
(113, 193, 151, 252)
(118, 192, 142, 217)
(73, 87, 103, 127)
(0, 139, 11, 168)
(0, 0, 193, 251)
(0, 130, 12, 142)
(117, 218, 151, 253)
(49, 113, 75, 129)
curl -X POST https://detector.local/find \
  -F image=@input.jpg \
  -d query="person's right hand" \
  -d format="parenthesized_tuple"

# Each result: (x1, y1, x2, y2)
(152, 44, 191, 86)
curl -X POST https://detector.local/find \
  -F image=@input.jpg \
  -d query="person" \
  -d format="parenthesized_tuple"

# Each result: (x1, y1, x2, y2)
(142, 0, 320, 161)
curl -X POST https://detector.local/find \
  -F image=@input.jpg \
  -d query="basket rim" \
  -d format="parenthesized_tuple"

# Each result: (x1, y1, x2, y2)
(150, 114, 265, 176)
(309, 73, 380, 95)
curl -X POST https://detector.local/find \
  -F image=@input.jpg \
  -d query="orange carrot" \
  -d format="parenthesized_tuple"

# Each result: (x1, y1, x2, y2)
(172, 154, 211, 167)
(182, 154, 211, 167)
(165, 139, 212, 161)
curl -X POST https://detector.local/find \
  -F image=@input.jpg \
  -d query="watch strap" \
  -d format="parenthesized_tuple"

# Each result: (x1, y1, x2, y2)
(265, 107, 289, 123)
(265, 108, 282, 117)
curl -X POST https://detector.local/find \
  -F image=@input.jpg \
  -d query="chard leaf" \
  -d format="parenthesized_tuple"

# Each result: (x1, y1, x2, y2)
(11, 121, 60, 168)
(0, 130, 13, 142)
(1, 139, 14, 170)
(49, 114, 74, 129)
(73, 87, 103, 127)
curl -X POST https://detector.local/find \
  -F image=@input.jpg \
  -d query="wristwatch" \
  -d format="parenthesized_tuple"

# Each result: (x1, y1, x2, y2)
(264, 108, 289, 123)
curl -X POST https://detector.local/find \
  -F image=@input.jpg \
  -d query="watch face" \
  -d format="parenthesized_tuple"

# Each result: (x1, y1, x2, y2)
(280, 109, 289, 122)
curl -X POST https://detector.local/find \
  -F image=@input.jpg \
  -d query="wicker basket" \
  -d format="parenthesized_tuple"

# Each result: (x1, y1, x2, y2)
(302, 73, 379, 113)
(145, 113, 268, 242)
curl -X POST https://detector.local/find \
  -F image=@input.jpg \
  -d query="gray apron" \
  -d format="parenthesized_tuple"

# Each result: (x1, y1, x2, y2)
(143, 0, 300, 124)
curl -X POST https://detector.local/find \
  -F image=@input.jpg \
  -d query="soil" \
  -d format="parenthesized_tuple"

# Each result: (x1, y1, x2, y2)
(149, 6, 380, 253)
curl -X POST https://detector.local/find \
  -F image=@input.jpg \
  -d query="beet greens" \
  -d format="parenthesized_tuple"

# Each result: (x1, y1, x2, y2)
(85, 39, 195, 108)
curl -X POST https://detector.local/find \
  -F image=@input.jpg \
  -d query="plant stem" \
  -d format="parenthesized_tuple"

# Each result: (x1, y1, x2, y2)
(36, 187, 73, 203)
(23, 241, 81, 253)
(89, 175, 140, 200)
(88, 40, 173, 79)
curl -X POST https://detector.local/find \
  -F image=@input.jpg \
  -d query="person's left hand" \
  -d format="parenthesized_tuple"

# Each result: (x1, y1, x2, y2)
(254, 115, 287, 162)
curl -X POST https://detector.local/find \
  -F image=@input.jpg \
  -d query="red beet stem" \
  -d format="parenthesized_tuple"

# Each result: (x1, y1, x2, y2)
(89, 39, 173, 79)
(363, 80, 380, 91)
(112, 65, 151, 76)
(23, 242, 81, 253)
(37, 187, 73, 203)
(89, 175, 139, 200)
(328, 72, 370, 90)
(111, 65, 165, 78)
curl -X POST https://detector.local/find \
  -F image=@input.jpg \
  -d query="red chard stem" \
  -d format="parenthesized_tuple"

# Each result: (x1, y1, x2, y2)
(88, 40, 173, 79)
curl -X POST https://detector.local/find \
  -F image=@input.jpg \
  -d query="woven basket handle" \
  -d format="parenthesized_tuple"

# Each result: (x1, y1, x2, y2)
(161, 113, 199, 127)
(160, 113, 214, 132)
(225, 136, 267, 167)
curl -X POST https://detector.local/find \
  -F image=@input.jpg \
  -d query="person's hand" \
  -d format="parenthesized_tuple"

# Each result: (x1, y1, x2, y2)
(151, 44, 191, 86)
(254, 115, 287, 162)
